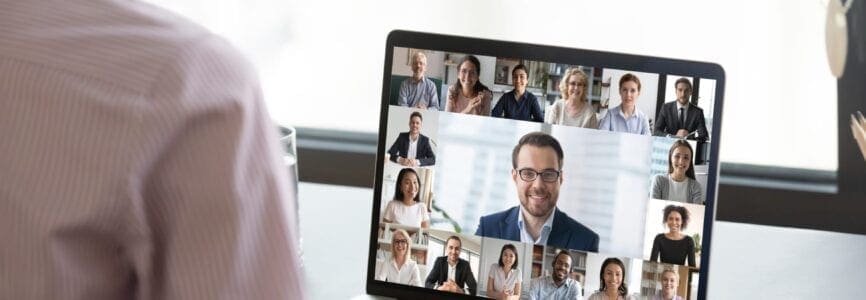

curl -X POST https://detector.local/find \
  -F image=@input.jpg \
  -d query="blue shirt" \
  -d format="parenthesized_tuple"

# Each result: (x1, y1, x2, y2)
(529, 276, 583, 300)
(598, 105, 651, 135)
(398, 76, 440, 110)
(491, 90, 543, 122)
(517, 207, 555, 245)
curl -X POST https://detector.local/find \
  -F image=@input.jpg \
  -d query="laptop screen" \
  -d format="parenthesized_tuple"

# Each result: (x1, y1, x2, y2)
(368, 30, 724, 300)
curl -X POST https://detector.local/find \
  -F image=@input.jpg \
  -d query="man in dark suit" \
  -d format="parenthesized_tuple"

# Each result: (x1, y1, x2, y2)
(387, 111, 436, 166)
(476, 132, 599, 252)
(654, 78, 709, 142)
(424, 236, 478, 296)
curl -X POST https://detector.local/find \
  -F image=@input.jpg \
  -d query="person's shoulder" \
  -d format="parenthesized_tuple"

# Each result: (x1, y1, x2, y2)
(689, 103, 705, 112)
(654, 233, 666, 240)
(555, 209, 597, 237)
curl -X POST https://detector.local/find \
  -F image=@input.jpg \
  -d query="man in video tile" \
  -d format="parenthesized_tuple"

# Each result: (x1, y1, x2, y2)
(528, 250, 583, 300)
(653, 77, 708, 142)
(387, 111, 436, 166)
(424, 235, 478, 296)
(398, 51, 440, 110)
(476, 132, 599, 252)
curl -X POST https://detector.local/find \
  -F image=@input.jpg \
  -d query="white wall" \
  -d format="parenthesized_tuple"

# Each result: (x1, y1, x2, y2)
(601, 68, 660, 123)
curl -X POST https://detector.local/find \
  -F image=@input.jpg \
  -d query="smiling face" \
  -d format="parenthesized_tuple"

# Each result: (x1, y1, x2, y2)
(670, 145, 692, 175)
(408, 116, 422, 135)
(603, 263, 623, 292)
(500, 248, 516, 268)
(661, 271, 678, 296)
(619, 80, 640, 107)
(445, 238, 462, 264)
(512, 68, 528, 94)
(458, 60, 479, 91)
(512, 145, 561, 219)
(565, 74, 586, 101)
(666, 211, 683, 234)
(391, 230, 409, 260)
(400, 172, 419, 202)
(552, 253, 572, 283)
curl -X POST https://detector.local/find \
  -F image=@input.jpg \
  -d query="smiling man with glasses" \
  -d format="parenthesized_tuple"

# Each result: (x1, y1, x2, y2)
(476, 132, 599, 252)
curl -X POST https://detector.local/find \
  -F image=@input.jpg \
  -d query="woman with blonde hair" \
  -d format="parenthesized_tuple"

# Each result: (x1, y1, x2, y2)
(545, 67, 598, 128)
(375, 229, 422, 286)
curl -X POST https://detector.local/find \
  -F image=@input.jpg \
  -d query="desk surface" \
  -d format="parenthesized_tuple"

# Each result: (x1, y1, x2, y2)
(299, 182, 866, 299)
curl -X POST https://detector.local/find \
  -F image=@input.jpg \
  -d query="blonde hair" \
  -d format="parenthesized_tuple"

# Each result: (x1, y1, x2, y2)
(661, 268, 679, 280)
(391, 229, 413, 260)
(559, 68, 588, 101)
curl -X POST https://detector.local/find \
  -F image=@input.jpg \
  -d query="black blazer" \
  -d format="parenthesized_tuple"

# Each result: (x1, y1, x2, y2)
(387, 132, 436, 166)
(424, 256, 477, 296)
(653, 101, 708, 142)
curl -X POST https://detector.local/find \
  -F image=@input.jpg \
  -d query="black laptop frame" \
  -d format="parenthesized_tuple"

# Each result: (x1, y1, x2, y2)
(367, 30, 726, 300)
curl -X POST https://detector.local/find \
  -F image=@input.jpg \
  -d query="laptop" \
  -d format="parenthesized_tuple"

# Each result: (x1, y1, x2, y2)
(367, 30, 724, 300)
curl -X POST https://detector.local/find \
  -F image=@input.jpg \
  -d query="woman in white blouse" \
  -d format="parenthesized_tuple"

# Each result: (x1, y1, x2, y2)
(383, 168, 430, 228)
(650, 140, 705, 204)
(375, 229, 421, 286)
(545, 68, 598, 128)
(486, 244, 522, 300)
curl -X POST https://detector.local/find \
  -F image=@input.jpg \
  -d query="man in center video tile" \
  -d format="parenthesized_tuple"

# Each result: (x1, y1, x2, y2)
(476, 132, 599, 252)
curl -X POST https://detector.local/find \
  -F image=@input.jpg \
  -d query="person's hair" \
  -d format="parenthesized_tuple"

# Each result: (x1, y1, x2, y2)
(393, 168, 421, 203)
(552, 250, 572, 267)
(674, 77, 692, 93)
(663, 204, 691, 229)
(511, 64, 528, 78)
(511, 132, 564, 170)
(409, 111, 423, 122)
(559, 68, 588, 101)
(390, 229, 413, 258)
(450, 55, 490, 96)
(598, 257, 628, 296)
(445, 235, 462, 250)
(412, 51, 427, 64)
(619, 73, 642, 91)
(667, 140, 696, 180)
(498, 244, 519, 269)
(661, 268, 679, 281)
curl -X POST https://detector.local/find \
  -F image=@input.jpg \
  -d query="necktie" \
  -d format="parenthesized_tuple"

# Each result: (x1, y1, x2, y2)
(679, 107, 686, 129)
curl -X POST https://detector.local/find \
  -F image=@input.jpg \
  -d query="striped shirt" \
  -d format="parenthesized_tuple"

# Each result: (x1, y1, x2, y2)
(0, 1, 305, 299)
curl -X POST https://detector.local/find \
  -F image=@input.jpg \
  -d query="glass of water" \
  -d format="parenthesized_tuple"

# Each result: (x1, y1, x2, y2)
(279, 125, 302, 263)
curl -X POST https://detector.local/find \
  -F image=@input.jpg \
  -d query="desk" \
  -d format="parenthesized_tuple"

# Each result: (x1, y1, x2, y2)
(299, 182, 866, 299)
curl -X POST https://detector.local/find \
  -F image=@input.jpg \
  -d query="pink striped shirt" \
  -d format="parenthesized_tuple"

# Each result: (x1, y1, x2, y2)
(0, 1, 305, 299)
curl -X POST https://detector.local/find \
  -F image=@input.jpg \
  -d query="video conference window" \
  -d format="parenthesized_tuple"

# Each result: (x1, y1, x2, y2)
(379, 47, 719, 299)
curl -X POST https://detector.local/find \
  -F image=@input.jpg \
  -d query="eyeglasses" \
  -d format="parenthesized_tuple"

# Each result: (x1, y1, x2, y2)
(393, 239, 408, 245)
(517, 168, 561, 183)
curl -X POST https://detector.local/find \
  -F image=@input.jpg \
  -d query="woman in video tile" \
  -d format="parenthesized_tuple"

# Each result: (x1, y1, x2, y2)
(598, 73, 651, 135)
(375, 228, 422, 286)
(445, 55, 492, 116)
(486, 243, 522, 299)
(587, 258, 638, 300)
(651, 140, 705, 204)
(545, 67, 599, 128)
(649, 205, 696, 267)
(382, 168, 430, 229)
(652, 269, 684, 300)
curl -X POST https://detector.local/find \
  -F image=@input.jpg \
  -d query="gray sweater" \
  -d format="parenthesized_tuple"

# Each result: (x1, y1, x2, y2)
(651, 174, 705, 204)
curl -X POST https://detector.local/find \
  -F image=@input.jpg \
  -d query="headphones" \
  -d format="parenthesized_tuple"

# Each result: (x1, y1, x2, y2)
(826, 0, 855, 78)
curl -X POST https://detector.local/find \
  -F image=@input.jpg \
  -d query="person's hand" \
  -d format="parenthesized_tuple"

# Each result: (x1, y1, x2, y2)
(398, 157, 412, 166)
(416, 103, 427, 109)
(676, 129, 689, 138)
(438, 280, 459, 293)
(851, 111, 866, 162)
